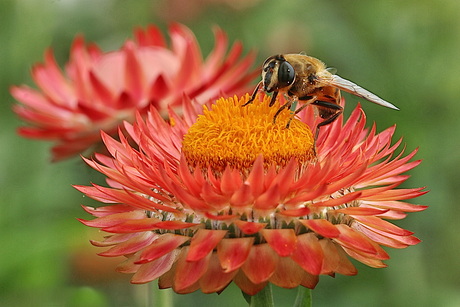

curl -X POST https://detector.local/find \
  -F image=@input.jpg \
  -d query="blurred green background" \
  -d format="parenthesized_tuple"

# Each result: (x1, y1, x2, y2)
(1, 0, 458, 306)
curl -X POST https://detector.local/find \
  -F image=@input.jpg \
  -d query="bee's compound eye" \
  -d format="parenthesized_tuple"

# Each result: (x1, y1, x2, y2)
(278, 61, 295, 86)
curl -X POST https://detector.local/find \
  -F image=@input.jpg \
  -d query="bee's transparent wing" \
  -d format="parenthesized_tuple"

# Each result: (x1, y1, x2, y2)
(327, 74, 399, 110)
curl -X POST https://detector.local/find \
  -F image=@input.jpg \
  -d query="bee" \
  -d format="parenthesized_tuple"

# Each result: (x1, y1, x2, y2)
(243, 54, 398, 136)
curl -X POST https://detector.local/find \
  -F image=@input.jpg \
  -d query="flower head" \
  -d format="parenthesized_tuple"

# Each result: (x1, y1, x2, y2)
(11, 24, 257, 161)
(76, 94, 427, 295)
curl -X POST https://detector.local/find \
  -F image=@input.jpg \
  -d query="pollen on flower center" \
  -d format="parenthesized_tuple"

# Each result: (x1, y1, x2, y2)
(181, 94, 316, 172)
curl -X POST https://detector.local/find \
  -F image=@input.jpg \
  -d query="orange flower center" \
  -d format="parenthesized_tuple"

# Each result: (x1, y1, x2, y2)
(182, 94, 316, 172)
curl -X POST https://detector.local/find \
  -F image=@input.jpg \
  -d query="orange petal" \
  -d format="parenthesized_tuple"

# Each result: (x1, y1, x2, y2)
(260, 229, 297, 257)
(319, 239, 357, 276)
(333, 207, 389, 215)
(342, 246, 388, 268)
(220, 167, 243, 195)
(136, 233, 190, 264)
(300, 272, 319, 289)
(186, 229, 227, 261)
(291, 233, 324, 275)
(246, 156, 266, 198)
(230, 184, 254, 207)
(131, 250, 179, 284)
(158, 260, 175, 289)
(254, 184, 281, 210)
(117, 253, 141, 274)
(269, 256, 304, 288)
(280, 207, 311, 217)
(234, 220, 267, 235)
(199, 253, 238, 294)
(300, 219, 340, 238)
(234, 270, 268, 296)
(241, 243, 278, 284)
(217, 237, 255, 273)
(173, 246, 212, 292)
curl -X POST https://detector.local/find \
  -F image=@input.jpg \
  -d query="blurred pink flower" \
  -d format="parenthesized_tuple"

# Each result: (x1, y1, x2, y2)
(76, 94, 427, 295)
(11, 24, 257, 161)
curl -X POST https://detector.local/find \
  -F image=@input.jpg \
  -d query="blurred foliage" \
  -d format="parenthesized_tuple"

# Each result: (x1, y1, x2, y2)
(1, 0, 459, 306)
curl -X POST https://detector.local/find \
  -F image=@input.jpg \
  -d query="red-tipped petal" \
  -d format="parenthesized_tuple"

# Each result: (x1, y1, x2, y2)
(269, 256, 304, 288)
(241, 243, 278, 284)
(334, 224, 381, 255)
(300, 272, 319, 289)
(300, 219, 340, 238)
(260, 229, 297, 257)
(186, 229, 227, 262)
(291, 233, 324, 275)
(199, 253, 238, 294)
(234, 220, 267, 235)
(234, 270, 268, 296)
(320, 239, 357, 276)
(174, 247, 212, 292)
(217, 237, 255, 273)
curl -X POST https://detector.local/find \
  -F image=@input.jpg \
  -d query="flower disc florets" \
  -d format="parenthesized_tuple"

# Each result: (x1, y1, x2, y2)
(182, 95, 315, 173)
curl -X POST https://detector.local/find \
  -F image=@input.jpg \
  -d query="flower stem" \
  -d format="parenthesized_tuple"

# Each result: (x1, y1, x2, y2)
(149, 283, 173, 307)
(293, 287, 312, 307)
(248, 284, 274, 307)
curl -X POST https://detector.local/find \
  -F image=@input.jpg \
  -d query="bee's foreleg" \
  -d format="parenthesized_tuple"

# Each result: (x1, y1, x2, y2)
(273, 100, 292, 124)
(242, 81, 263, 106)
(268, 91, 279, 107)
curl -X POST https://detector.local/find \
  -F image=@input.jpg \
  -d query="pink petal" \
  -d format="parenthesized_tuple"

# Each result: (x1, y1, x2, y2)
(99, 232, 158, 257)
(131, 250, 179, 284)
(136, 233, 190, 264)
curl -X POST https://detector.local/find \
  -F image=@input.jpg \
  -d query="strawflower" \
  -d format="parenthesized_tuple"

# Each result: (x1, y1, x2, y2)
(11, 24, 257, 161)
(76, 94, 427, 296)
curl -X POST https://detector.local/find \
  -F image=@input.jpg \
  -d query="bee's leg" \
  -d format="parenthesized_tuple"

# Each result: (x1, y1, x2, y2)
(284, 96, 315, 128)
(312, 100, 343, 138)
(273, 100, 292, 124)
(268, 91, 278, 107)
(242, 81, 262, 106)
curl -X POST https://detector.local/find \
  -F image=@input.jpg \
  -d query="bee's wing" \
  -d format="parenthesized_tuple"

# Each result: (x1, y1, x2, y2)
(326, 74, 399, 110)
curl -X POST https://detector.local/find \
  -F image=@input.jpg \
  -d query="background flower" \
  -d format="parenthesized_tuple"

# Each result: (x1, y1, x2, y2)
(11, 23, 257, 161)
(76, 94, 426, 295)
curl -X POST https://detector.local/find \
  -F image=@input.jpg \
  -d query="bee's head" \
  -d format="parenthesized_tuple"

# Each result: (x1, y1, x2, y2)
(261, 55, 295, 92)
